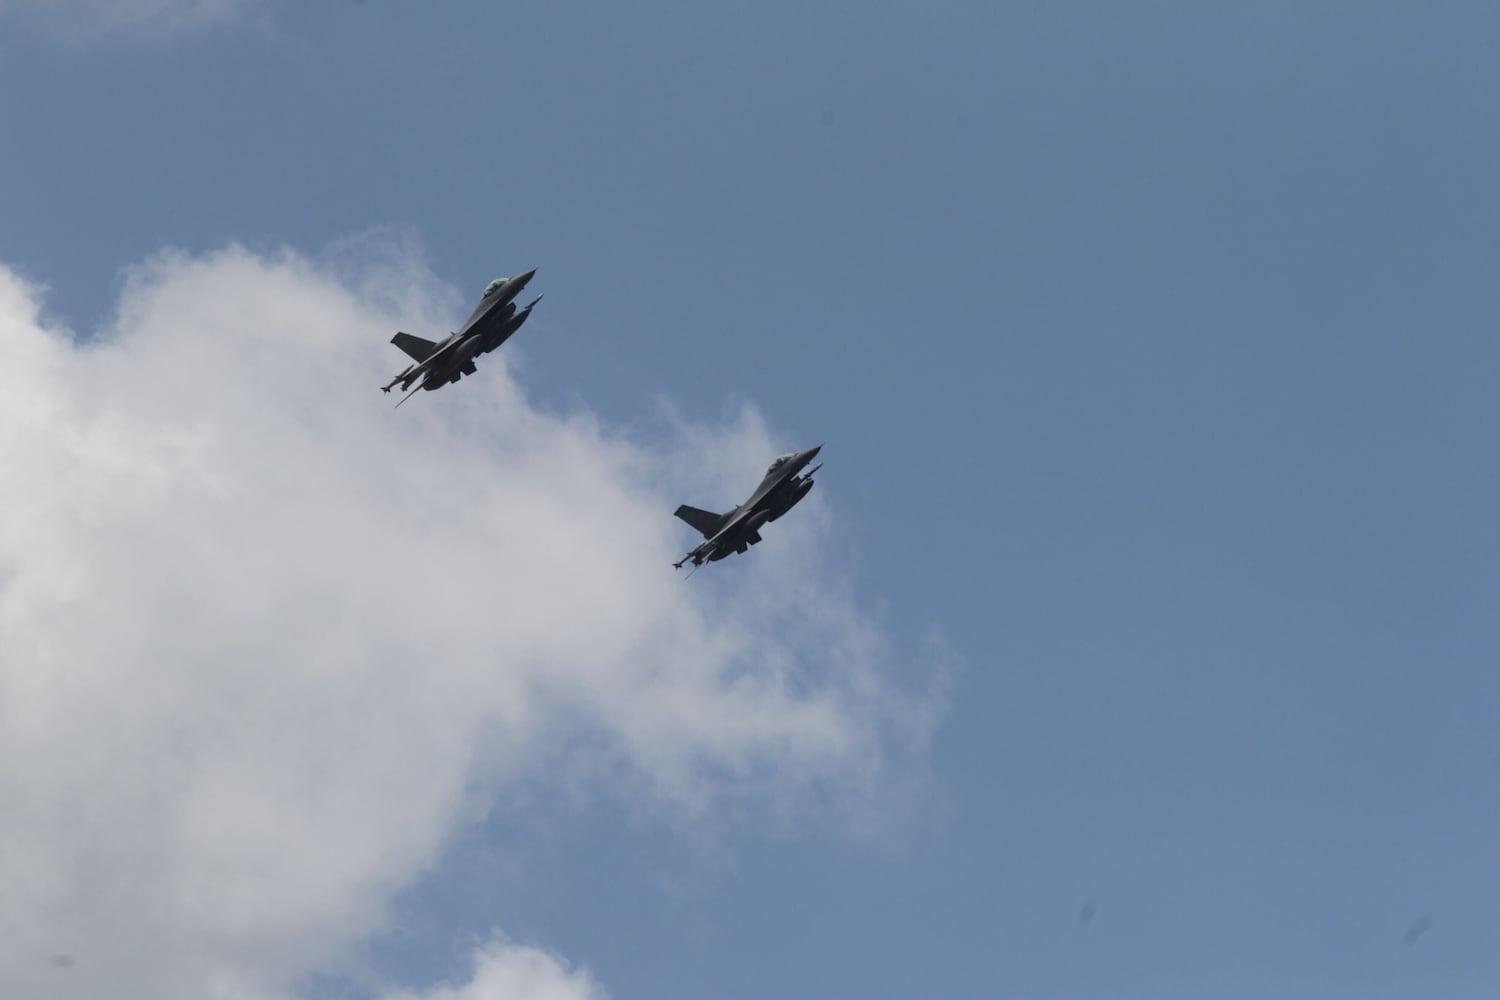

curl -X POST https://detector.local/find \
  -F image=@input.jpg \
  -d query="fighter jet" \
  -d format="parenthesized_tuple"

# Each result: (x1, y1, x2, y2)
(381, 269, 541, 405)
(673, 445, 823, 571)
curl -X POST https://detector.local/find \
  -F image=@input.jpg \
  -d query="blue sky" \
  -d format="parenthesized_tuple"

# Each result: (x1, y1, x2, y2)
(2, 2, 1498, 998)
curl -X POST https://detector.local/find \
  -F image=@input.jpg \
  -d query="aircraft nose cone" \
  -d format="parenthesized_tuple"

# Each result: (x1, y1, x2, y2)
(805, 444, 822, 459)
(516, 268, 538, 286)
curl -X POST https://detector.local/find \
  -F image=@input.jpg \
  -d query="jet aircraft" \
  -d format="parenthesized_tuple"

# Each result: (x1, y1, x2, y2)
(382, 269, 541, 404)
(673, 445, 823, 571)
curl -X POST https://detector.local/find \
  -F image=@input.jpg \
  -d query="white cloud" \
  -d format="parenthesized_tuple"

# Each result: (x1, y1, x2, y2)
(0, 239, 938, 999)
(380, 936, 603, 1000)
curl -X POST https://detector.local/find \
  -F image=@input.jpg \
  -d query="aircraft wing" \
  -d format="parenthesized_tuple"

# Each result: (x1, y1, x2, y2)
(739, 473, 791, 516)
(392, 332, 440, 363)
(676, 504, 759, 567)
(674, 505, 729, 539)
(457, 303, 489, 337)
(402, 332, 474, 376)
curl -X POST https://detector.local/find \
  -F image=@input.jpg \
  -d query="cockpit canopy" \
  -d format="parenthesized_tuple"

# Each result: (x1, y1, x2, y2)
(483, 277, 510, 297)
(766, 453, 794, 475)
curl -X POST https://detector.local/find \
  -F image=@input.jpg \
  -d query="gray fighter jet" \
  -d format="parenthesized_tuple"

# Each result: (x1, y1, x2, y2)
(673, 445, 823, 570)
(382, 269, 541, 405)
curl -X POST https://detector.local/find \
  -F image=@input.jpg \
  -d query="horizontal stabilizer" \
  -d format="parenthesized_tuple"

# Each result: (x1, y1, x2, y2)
(674, 505, 726, 539)
(392, 332, 439, 363)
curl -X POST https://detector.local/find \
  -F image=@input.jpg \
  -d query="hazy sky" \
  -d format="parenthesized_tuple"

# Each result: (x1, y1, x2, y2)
(2, 2, 1498, 998)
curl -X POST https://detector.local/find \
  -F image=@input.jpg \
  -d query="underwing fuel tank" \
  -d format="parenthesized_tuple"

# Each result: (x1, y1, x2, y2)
(742, 510, 772, 536)
(767, 477, 816, 521)
(482, 295, 543, 354)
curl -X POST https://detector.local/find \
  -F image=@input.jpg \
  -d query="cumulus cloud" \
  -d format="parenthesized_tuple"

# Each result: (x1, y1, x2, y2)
(0, 238, 938, 999)
(1, 0, 256, 38)
(380, 937, 603, 1000)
